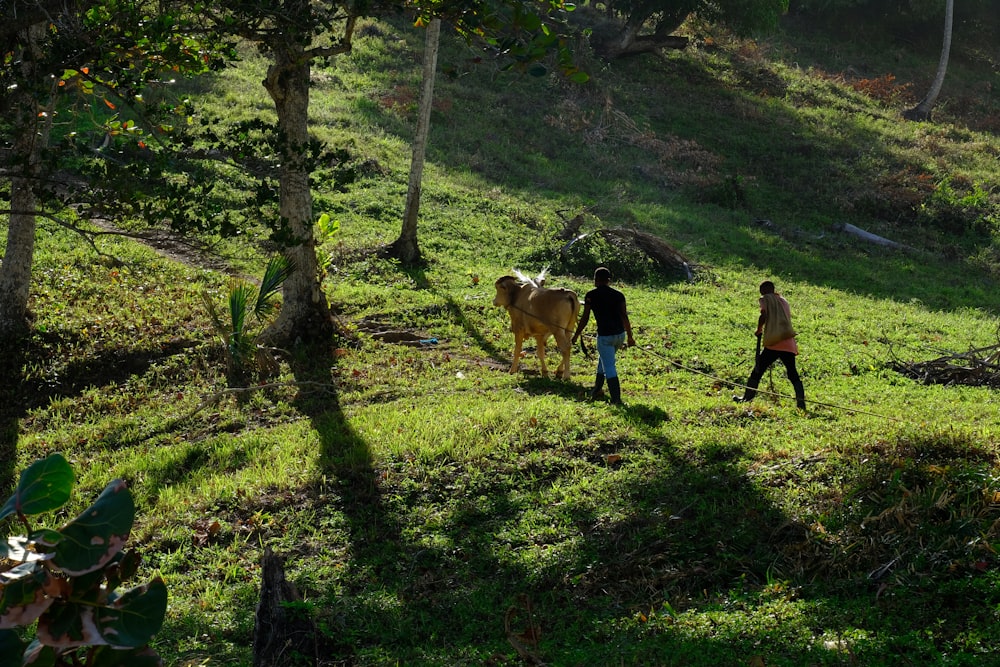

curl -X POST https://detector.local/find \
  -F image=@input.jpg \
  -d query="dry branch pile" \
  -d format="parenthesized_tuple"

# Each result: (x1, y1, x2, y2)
(890, 344, 1000, 387)
(559, 226, 697, 281)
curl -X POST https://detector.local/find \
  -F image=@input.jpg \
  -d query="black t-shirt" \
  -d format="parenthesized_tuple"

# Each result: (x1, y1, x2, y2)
(585, 284, 626, 336)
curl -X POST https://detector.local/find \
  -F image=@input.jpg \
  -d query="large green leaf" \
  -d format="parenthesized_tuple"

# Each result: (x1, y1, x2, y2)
(0, 454, 74, 523)
(100, 578, 168, 648)
(36, 578, 167, 649)
(52, 480, 134, 576)
(0, 562, 54, 629)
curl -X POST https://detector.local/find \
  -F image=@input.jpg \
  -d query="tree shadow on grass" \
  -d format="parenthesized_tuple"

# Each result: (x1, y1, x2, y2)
(0, 336, 25, 496)
(0, 330, 199, 495)
(305, 423, 800, 664)
(439, 292, 507, 365)
(285, 340, 407, 660)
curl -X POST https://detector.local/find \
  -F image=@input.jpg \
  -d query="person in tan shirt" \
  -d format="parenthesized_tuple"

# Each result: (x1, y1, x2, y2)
(733, 280, 806, 410)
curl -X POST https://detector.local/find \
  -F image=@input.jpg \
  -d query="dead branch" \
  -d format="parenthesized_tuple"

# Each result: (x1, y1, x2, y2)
(560, 227, 696, 281)
(505, 596, 547, 666)
(889, 343, 1000, 388)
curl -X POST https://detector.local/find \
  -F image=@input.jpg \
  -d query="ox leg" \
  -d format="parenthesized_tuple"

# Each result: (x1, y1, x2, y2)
(510, 333, 524, 374)
(535, 336, 550, 378)
(553, 332, 572, 380)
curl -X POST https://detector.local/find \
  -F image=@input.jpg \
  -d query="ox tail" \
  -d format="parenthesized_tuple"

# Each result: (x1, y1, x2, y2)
(565, 292, 581, 333)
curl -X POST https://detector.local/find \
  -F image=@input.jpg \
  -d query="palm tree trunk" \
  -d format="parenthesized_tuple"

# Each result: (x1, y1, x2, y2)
(904, 0, 953, 122)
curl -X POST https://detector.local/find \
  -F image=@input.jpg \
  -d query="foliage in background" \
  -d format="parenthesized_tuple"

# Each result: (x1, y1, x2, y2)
(0, 454, 166, 666)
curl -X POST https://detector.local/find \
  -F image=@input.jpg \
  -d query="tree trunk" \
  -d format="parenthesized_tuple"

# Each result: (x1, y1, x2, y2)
(389, 18, 441, 267)
(595, 11, 689, 59)
(0, 24, 50, 337)
(261, 44, 333, 345)
(252, 547, 318, 667)
(904, 0, 953, 122)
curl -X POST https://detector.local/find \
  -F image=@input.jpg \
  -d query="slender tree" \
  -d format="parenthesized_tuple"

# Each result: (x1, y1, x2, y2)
(904, 0, 954, 122)
(388, 17, 442, 267)
(0, 24, 52, 336)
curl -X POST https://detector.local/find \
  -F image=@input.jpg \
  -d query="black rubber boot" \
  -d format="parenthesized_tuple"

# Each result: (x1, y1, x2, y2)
(590, 373, 605, 400)
(796, 390, 806, 411)
(607, 376, 622, 405)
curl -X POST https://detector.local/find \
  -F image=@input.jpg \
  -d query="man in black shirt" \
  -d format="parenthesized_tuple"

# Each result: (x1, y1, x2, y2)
(572, 267, 636, 405)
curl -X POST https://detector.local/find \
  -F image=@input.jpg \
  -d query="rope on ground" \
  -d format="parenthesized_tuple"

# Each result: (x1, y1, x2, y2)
(618, 340, 905, 422)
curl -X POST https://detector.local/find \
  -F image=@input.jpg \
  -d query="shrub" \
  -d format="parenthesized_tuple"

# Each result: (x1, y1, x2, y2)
(202, 255, 293, 388)
(0, 454, 167, 666)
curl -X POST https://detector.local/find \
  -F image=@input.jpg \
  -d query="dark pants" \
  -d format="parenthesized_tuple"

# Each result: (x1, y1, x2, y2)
(743, 348, 805, 407)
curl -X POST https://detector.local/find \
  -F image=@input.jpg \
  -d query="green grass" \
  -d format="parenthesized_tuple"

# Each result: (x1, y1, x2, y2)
(4, 13, 1000, 667)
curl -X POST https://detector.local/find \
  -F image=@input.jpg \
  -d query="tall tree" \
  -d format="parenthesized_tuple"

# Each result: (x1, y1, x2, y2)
(388, 17, 442, 267)
(0, 24, 51, 336)
(194, 1, 359, 345)
(904, 0, 954, 122)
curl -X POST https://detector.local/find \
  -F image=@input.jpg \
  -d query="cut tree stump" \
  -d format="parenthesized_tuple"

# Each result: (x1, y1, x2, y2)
(253, 547, 319, 667)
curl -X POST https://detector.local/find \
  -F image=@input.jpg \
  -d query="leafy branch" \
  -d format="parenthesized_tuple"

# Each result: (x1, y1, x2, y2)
(0, 454, 167, 666)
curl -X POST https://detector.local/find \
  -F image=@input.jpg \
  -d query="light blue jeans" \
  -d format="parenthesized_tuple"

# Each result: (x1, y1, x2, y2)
(596, 333, 626, 379)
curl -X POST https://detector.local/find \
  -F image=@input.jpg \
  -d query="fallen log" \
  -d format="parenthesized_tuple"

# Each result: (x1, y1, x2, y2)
(560, 227, 695, 281)
(835, 222, 911, 250)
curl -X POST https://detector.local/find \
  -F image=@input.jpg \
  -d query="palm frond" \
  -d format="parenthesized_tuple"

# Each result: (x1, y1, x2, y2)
(229, 280, 255, 336)
(254, 256, 294, 320)
(200, 290, 228, 342)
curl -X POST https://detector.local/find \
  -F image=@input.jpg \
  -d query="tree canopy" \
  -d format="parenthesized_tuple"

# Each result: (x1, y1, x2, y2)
(0, 1, 233, 334)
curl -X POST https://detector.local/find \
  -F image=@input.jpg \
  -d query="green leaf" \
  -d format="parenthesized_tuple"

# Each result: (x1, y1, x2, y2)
(0, 562, 54, 629)
(101, 578, 168, 648)
(520, 12, 542, 31)
(36, 579, 167, 649)
(228, 280, 253, 336)
(52, 480, 134, 576)
(0, 454, 74, 522)
(254, 256, 293, 320)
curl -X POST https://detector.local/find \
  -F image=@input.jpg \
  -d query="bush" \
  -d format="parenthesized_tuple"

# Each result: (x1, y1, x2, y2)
(0, 454, 167, 666)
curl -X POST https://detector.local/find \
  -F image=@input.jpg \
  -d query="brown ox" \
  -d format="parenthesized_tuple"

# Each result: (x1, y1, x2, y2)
(493, 275, 580, 380)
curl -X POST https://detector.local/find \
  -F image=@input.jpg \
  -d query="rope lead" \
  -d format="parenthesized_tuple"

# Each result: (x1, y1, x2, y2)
(624, 342, 903, 422)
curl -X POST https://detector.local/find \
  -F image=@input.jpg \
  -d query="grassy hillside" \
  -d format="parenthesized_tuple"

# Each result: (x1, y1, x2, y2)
(6, 14, 1000, 667)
